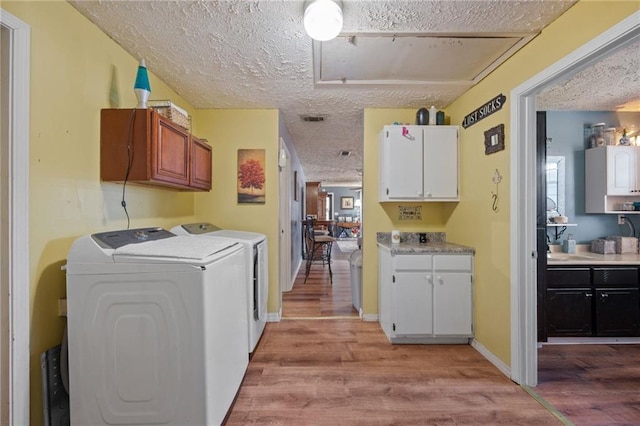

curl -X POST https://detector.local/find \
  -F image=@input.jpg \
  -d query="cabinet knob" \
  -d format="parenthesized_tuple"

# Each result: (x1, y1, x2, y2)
(585, 292, 593, 297)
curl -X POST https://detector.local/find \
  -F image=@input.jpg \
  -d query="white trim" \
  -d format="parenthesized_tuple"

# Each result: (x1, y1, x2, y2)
(546, 337, 640, 345)
(510, 11, 640, 387)
(471, 338, 511, 379)
(361, 313, 378, 322)
(278, 139, 293, 298)
(266, 308, 282, 323)
(1, 9, 30, 426)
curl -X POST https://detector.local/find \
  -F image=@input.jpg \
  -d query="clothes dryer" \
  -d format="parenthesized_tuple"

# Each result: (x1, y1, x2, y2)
(66, 227, 248, 425)
(172, 223, 268, 353)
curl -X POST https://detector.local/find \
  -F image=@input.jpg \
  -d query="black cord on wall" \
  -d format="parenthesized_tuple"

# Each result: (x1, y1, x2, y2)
(121, 109, 136, 229)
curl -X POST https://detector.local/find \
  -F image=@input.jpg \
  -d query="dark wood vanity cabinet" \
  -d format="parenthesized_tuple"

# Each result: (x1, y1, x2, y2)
(595, 288, 640, 336)
(101, 108, 212, 191)
(546, 265, 640, 337)
(593, 267, 640, 336)
(546, 267, 592, 336)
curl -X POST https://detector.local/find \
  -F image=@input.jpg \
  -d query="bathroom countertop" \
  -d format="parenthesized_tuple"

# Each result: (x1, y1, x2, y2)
(547, 251, 640, 265)
(547, 244, 640, 265)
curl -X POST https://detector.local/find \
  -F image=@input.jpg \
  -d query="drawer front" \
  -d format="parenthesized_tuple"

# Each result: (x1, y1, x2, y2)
(547, 267, 591, 288)
(433, 255, 472, 271)
(394, 254, 432, 271)
(593, 267, 639, 288)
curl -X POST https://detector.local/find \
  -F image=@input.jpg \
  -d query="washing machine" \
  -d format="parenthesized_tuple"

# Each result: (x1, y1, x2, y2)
(65, 227, 249, 426)
(172, 223, 268, 353)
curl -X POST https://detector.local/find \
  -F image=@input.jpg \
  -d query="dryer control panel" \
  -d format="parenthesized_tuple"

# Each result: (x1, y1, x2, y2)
(178, 223, 222, 235)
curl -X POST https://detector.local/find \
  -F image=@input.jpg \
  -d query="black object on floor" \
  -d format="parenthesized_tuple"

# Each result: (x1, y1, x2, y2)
(41, 344, 70, 426)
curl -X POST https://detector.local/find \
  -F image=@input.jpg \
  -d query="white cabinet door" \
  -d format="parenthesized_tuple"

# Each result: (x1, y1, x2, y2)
(394, 272, 433, 335)
(423, 126, 459, 199)
(381, 126, 423, 200)
(433, 272, 473, 336)
(606, 146, 638, 195)
(379, 125, 459, 201)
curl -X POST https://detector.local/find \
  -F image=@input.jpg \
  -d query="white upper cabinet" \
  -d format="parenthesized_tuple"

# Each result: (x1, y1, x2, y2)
(586, 146, 640, 213)
(379, 125, 459, 202)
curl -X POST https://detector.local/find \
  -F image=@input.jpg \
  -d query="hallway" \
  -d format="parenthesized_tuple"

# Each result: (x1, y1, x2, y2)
(224, 242, 561, 425)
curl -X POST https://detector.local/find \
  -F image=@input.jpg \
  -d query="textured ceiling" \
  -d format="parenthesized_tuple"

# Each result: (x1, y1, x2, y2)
(68, 0, 640, 186)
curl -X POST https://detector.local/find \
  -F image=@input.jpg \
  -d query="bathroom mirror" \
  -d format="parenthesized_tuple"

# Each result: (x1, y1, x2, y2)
(546, 156, 565, 222)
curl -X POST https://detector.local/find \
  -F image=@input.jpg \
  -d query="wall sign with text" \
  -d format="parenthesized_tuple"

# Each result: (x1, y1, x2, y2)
(462, 94, 506, 128)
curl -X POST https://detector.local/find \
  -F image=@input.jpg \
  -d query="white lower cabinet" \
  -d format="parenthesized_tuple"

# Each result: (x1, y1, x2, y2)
(378, 245, 473, 344)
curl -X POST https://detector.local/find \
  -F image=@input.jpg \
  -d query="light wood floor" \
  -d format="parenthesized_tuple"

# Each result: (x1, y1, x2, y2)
(224, 242, 561, 425)
(536, 343, 640, 425)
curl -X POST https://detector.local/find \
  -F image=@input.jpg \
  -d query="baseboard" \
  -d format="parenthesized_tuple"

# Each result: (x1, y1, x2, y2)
(361, 313, 379, 322)
(546, 336, 640, 345)
(266, 308, 282, 323)
(471, 338, 511, 379)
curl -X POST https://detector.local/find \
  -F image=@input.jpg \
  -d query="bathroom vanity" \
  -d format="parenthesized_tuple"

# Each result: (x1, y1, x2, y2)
(546, 252, 640, 337)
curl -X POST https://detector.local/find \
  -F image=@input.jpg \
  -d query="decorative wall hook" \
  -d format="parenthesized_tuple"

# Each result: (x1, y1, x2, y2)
(491, 168, 503, 213)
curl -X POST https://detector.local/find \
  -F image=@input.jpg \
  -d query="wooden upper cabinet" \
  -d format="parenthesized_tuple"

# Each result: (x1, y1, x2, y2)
(190, 136, 213, 190)
(317, 192, 328, 220)
(152, 113, 190, 186)
(305, 181, 321, 217)
(101, 108, 211, 191)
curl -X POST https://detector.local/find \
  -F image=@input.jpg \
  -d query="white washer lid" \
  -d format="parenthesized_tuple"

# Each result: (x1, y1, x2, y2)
(211, 229, 266, 244)
(114, 236, 239, 261)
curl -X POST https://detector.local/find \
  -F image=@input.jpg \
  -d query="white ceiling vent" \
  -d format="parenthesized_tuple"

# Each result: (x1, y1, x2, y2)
(313, 32, 537, 87)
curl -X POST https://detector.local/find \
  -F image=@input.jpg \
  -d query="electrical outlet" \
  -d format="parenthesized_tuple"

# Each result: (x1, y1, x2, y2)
(619, 214, 625, 225)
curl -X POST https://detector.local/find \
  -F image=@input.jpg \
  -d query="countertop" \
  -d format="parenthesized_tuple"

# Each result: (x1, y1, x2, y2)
(547, 244, 640, 265)
(377, 241, 475, 255)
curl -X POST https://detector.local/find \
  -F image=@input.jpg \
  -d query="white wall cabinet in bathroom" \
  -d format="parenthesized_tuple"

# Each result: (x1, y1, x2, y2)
(586, 146, 640, 213)
(377, 246, 473, 344)
(378, 125, 459, 202)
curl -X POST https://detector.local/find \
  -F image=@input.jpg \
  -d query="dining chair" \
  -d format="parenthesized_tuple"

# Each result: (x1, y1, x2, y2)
(304, 217, 336, 284)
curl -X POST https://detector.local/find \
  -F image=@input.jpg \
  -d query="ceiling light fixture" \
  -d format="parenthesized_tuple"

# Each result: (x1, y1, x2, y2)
(303, 0, 343, 42)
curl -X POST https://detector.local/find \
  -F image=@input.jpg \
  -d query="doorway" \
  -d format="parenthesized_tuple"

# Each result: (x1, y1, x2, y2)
(279, 140, 292, 294)
(511, 11, 640, 386)
(0, 9, 30, 425)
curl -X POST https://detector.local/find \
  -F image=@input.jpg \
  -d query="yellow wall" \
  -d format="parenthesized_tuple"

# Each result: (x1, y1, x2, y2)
(362, 109, 454, 315)
(362, 0, 640, 366)
(445, 0, 640, 364)
(4, 2, 200, 424)
(192, 109, 281, 314)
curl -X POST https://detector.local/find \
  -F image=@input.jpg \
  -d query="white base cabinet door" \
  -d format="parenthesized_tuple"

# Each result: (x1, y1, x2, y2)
(394, 271, 433, 336)
(378, 246, 473, 344)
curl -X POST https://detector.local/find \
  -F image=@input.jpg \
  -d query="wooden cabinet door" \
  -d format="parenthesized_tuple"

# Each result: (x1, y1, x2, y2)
(317, 192, 327, 220)
(546, 289, 593, 336)
(190, 136, 212, 191)
(151, 114, 190, 186)
(393, 272, 433, 336)
(305, 182, 321, 217)
(596, 288, 640, 336)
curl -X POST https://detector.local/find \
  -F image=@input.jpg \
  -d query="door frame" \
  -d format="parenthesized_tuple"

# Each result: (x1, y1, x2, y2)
(510, 11, 640, 386)
(279, 140, 293, 295)
(0, 9, 30, 425)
